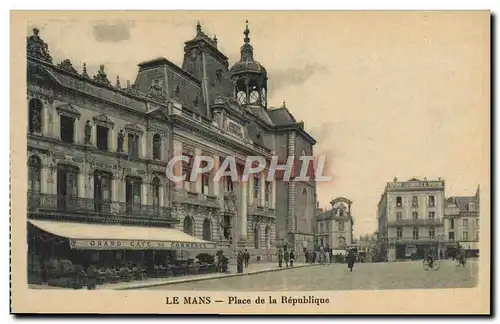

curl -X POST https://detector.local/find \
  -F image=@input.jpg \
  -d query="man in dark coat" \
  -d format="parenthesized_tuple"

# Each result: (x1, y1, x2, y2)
(236, 251, 244, 273)
(244, 249, 250, 268)
(346, 250, 356, 272)
(278, 249, 283, 267)
(284, 249, 290, 268)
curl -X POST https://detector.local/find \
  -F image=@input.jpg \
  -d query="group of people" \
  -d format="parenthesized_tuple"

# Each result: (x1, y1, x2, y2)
(277, 249, 295, 268)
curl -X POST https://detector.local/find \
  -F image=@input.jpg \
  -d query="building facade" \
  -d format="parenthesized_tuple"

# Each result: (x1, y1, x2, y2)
(315, 197, 354, 251)
(444, 186, 480, 257)
(26, 22, 317, 262)
(377, 178, 445, 261)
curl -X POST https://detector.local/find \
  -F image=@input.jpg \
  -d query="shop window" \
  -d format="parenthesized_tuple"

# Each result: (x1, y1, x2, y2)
(153, 134, 161, 160)
(152, 177, 160, 214)
(202, 218, 211, 241)
(28, 98, 43, 134)
(429, 227, 435, 239)
(128, 133, 140, 159)
(28, 155, 41, 192)
(183, 216, 194, 236)
(253, 175, 260, 199)
(60, 115, 75, 144)
(412, 227, 419, 240)
(428, 195, 435, 207)
(96, 125, 109, 151)
(125, 176, 141, 214)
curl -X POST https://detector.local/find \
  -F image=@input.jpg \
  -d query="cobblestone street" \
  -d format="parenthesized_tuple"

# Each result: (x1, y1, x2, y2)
(145, 259, 478, 291)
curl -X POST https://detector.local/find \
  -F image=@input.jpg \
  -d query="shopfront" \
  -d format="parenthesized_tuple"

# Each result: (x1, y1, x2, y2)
(27, 219, 218, 285)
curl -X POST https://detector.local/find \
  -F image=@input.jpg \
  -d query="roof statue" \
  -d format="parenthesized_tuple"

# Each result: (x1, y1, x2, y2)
(27, 28, 53, 63)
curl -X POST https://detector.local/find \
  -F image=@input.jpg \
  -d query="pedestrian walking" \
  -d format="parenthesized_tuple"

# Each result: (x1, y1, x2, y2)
(278, 249, 283, 268)
(214, 252, 220, 273)
(236, 251, 244, 273)
(346, 249, 356, 272)
(289, 250, 295, 267)
(284, 249, 290, 267)
(86, 264, 97, 290)
(244, 249, 250, 268)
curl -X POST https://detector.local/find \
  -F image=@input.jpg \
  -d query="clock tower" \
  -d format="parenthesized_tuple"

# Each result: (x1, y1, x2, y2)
(229, 21, 268, 109)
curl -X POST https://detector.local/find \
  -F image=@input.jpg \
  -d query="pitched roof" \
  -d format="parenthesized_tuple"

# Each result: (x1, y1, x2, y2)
(268, 107, 297, 126)
(247, 106, 275, 126)
(454, 196, 476, 212)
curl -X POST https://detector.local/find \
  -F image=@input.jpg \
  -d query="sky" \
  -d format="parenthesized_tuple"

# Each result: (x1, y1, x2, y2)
(25, 11, 490, 236)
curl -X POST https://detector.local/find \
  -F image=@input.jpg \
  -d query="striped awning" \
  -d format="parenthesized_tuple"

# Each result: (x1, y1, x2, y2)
(28, 219, 217, 250)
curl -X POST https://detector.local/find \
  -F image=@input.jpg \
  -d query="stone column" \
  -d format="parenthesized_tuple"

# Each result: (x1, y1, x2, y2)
(248, 175, 254, 206)
(260, 171, 266, 206)
(239, 180, 248, 241)
(212, 154, 220, 196)
(173, 140, 183, 188)
(51, 105, 59, 139)
(194, 148, 202, 193)
(271, 179, 276, 209)
(159, 186, 165, 207)
(141, 182, 148, 206)
(141, 131, 148, 159)
(42, 101, 50, 135)
(41, 166, 50, 194)
(74, 119, 81, 145)
(109, 128, 116, 152)
(112, 176, 124, 202)
(78, 173, 86, 199)
(91, 122, 97, 146)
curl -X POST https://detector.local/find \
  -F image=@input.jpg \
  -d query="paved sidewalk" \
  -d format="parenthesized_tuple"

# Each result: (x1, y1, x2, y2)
(28, 262, 320, 290)
(101, 262, 317, 290)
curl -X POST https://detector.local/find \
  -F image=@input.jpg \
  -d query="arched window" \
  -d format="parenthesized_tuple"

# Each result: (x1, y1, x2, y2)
(396, 227, 402, 239)
(429, 227, 435, 239)
(265, 226, 271, 249)
(28, 98, 43, 134)
(254, 225, 260, 249)
(152, 177, 160, 213)
(152, 134, 161, 160)
(27, 155, 41, 192)
(183, 216, 194, 236)
(413, 227, 419, 240)
(202, 218, 211, 241)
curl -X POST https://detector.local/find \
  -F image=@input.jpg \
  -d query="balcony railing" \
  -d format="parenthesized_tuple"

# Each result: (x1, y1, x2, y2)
(387, 218, 443, 226)
(27, 191, 175, 220)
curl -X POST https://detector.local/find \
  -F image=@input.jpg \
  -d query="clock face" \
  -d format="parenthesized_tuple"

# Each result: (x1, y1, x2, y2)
(249, 90, 260, 104)
(237, 91, 247, 105)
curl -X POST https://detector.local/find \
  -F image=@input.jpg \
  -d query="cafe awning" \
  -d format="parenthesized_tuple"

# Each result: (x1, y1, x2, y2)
(28, 219, 217, 250)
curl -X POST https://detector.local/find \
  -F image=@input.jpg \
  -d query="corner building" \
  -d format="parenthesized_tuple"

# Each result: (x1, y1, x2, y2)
(26, 22, 317, 263)
(377, 178, 445, 261)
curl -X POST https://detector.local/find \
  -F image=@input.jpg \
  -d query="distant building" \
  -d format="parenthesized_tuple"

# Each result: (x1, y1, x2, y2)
(377, 178, 445, 261)
(444, 186, 480, 257)
(315, 197, 354, 251)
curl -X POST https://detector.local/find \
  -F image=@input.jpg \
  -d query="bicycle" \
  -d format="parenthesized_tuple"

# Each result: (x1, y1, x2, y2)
(423, 258, 440, 271)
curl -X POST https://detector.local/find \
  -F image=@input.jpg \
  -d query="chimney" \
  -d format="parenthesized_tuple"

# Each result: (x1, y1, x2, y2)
(126, 80, 131, 88)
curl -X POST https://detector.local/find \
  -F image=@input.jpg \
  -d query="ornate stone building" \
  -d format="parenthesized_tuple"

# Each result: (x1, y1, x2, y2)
(26, 22, 317, 260)
(315, 197, 354, 252)
(444, 186, 480, 257)
(377, 178, 446, 261)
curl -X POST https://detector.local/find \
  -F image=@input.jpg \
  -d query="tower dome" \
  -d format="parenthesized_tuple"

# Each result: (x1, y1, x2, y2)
(229, 21, 268, 108)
